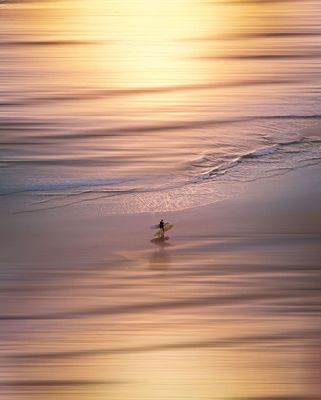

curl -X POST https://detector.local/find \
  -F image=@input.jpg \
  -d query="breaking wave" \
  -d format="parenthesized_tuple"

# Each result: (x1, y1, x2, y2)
(197, 137, 321, 179)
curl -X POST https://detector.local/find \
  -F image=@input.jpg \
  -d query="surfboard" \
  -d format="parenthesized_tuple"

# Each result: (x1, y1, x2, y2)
(154, 223, 173, 238)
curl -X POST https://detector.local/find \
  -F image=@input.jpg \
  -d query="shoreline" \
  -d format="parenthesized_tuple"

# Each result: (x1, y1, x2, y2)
(1, 162, 321, 263)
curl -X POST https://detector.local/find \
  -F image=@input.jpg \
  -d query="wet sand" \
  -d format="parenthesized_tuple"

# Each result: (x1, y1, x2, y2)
(1, 165, 321, 400)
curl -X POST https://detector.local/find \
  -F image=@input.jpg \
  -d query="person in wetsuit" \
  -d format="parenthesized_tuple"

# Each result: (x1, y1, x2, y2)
(159, 219, 165, 238)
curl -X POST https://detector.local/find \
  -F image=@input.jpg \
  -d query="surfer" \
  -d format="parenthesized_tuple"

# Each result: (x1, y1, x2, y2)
(159, 219, 165, 238)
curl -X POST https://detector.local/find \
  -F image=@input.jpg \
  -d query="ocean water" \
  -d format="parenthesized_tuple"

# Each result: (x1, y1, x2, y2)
(1, 0, 321, 213)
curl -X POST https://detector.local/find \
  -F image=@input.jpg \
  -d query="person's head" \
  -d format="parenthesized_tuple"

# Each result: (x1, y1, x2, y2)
(160, 219, 163, 222)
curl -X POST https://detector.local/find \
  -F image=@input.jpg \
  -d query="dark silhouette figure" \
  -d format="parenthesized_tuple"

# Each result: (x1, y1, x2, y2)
(159, 219, 165, 238)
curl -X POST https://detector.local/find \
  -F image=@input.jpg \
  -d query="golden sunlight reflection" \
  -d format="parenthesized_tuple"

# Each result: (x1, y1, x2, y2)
(78, 0, 222, 89)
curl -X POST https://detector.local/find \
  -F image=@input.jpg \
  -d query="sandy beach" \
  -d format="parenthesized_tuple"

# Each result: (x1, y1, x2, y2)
(1, 163, 320, 400)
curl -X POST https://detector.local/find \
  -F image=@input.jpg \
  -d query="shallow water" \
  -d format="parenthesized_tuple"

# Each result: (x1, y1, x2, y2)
(1, 0, 321, 213)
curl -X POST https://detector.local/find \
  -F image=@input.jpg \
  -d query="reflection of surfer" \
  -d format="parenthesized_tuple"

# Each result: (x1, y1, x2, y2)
(159, 219, 165, 238)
